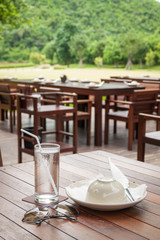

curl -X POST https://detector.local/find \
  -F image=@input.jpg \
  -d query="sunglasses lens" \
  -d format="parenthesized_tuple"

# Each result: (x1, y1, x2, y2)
(22, 207, 48, 224)
(55, 204, 79, 217)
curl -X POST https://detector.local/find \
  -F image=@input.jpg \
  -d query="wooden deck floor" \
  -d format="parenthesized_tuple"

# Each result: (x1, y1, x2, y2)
(0, 108, 160, 166)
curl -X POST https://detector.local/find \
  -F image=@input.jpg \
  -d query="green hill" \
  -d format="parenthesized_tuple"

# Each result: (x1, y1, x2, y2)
(1, 0, 160, 66)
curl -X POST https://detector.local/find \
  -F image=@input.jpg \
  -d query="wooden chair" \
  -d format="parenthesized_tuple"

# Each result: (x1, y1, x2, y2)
(0, 148, 3, 167)
(137, 113, 160, 161)
(0, 84, 17, 133)
(41, 94, 92, 145)
(105, 89, 159, 150)
(17, 92, 78, 163)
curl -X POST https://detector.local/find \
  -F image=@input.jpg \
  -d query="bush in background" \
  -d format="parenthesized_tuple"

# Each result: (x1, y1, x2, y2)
(94, 56, 103, 68)
(29, 52, 46, 64)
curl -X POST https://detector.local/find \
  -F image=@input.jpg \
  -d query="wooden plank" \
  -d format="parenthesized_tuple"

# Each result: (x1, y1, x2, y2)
(0, 171, 33, 196)
(121, 207, 160, 228)
(145, 192, 160, 205)
(60, 161, 160, 196)
(0, 176, 149, 240)
(0, 198, 74, 240)
(61, 154, 160, 186)
(137, 199, 160, 215)
(86, 209, 160, 240)
(0, 214, 39, 240)
(80, 151, 160, 176)
(0, 196, 113, 240)
(0, 166, 34, 185)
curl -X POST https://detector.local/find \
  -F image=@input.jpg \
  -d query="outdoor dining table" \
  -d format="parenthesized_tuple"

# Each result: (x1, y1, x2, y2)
(0, 78, 144, 146)
(0, 150, 160, 240)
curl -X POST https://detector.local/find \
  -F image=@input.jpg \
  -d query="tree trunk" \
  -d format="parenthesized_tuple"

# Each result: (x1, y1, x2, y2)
(139, 59, 143, 69)
(79, 56, 83, 67)
(125, 55, 133, 70)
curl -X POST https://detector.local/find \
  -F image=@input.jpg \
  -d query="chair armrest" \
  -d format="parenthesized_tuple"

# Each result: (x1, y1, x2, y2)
(106, 99, 133, 105)
(139, 113, 160, 121)
(0, 92, 17, 96)
(77, 99, 92, 104)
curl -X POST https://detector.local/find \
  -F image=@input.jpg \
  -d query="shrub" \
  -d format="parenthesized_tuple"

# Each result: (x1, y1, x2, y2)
(94, 56, 103, 68)
(29, 52, 46, 64)
(145, 50, 155, 67)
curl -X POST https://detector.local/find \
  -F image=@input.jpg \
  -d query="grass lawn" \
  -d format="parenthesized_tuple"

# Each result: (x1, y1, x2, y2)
(0, 65, 160, 82)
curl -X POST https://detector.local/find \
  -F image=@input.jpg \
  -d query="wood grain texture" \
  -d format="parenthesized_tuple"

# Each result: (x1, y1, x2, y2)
(0, 150, 160, 240)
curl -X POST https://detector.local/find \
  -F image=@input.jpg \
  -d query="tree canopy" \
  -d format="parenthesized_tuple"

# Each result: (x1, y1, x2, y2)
(1, 0, 160, 66)
(0, 0, 30, 32)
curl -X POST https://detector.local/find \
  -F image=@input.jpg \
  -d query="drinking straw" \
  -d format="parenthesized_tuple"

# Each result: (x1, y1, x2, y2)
(21, 129, 58, 195)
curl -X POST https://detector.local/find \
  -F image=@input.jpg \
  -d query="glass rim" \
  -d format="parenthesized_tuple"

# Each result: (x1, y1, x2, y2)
(34, 143, 60, 150)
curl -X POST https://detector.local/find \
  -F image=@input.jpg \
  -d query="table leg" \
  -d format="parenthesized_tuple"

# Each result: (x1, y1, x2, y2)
(94, 95, 102, 146)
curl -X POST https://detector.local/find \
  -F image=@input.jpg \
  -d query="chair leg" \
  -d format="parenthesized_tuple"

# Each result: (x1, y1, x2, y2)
(128, 121, 133, 150)
(137, 117, 146, 161)
(113, 120, 117, 134)
(40, 118, 46, 131)
(105, 117, 109, 144)
(137, 141, 145, 162)
(9, 109, 13, 133)
(65, 121, 69, 140)
(13, 110, 16, 125)
(87, 118, 91, 146)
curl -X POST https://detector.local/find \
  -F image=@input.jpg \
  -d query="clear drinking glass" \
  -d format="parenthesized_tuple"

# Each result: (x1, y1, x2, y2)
(34, 143, 60, 204)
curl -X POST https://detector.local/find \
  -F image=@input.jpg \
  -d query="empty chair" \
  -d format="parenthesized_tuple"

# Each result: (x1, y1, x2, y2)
(41, 94, 92, 145)
(17, 92, 78, 163)
(105, 89, 159, 150)
(137, 113, 160, 161)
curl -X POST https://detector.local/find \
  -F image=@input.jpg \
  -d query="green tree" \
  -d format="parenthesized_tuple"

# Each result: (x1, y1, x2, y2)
(155, 42, 160, 64)
(85, 40, 105, 64)
(0, 0, 30, 32)
(103, 39, 121, 67)
(119, 33, 140, 69)
(70, 34, 87, 67)
(55, 20, 78, 66)
(42, 41, 56, 60)
(145, 49, 155, 67)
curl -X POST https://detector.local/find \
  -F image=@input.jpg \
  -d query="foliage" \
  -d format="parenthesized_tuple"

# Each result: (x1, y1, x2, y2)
(0, 63, 34, 68)
(155, 42, 160, 63)
(145, 49, 155, 67)
(103, 39, 122, 66)
(29, 52, 46, 64)
(70, 34, 87, 66)
(0, 0, 30, 32)
(94, 57, 103, 68)
(1, 0, 160, 67)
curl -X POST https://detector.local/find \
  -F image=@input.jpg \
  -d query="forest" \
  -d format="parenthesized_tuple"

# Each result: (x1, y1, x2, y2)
(1, 0, 160, 68)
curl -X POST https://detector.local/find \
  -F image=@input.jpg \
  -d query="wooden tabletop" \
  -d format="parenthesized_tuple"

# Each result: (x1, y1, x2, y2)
(1, 150, 160, 240)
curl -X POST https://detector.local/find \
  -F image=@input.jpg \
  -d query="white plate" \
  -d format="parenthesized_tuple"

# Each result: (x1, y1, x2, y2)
(69, 78, 79, 82)
(81, 79, 91, 83)
(65, 180, 147, 211)
(124, 81, 140, 87)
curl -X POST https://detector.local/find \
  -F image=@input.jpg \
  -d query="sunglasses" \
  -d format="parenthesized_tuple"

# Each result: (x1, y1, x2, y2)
(22, 203, 79, 225)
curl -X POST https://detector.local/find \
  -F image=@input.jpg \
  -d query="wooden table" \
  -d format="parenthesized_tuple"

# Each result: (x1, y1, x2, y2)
(110, 76, 160, 81)
(0, 150, 160, 240)
(0, 78, 144, 146)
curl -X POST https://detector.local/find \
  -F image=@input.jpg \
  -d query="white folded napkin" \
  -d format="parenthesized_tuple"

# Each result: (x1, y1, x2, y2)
(109, 158, 147, 201)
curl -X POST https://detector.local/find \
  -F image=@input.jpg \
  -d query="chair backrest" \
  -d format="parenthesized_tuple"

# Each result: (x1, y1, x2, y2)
(0, 84, 10, 104)
(131, 89, 159, 116)
(16, 92, 78, 163)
